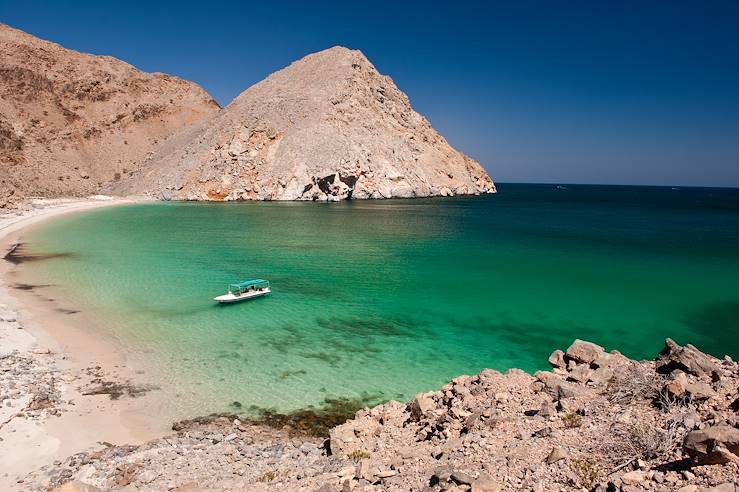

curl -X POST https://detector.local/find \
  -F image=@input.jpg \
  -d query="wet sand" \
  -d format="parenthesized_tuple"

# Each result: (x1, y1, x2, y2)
(0, 197, 170, 490)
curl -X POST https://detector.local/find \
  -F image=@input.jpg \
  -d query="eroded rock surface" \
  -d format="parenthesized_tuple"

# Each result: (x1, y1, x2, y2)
(0, 24, 219, 207)
(21, 339, 739, 492)
(116, 46, 496, 202)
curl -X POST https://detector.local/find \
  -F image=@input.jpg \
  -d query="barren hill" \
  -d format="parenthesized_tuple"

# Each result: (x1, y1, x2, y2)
(117, 46, 496, 201)
(0, 24, 219, 206)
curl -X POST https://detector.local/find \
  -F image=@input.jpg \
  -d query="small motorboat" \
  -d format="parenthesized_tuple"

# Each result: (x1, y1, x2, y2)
(214, 279, 271, 304)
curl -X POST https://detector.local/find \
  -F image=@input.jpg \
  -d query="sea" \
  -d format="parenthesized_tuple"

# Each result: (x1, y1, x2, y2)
(15, 184, 739, 419)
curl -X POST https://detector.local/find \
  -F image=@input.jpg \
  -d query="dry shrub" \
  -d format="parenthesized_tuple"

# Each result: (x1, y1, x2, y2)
(655, 386, 693, 412)
(571, 459, 599, 489)
(562, 413, 582, 428)
(597, 417, 683, 465)
(628, 420, 679, 460)
(606, 363, 665, 406)
(349, 450, 371, 462)
(258, 470, 278, 482)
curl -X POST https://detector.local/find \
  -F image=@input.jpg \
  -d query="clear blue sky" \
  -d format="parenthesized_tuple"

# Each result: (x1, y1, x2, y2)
(2, 1, 738, 187)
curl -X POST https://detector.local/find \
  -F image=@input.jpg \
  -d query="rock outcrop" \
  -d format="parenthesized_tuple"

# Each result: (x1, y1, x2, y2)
(115, 46, 496, 201)
(684, 425, 739, 465)
(0, 24, 219, 207)
(23, 338, 739, 492)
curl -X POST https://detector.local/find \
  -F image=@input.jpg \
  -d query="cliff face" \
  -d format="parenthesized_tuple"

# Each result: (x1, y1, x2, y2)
(117, 46, 496, 201)
(0, 24, 220, 206)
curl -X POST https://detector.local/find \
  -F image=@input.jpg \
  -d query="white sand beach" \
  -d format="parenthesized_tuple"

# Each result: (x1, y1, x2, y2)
(0, 196, 167, 490)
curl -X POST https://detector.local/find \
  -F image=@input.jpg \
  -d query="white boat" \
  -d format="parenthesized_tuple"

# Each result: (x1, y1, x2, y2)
(214, 279, 271, 304)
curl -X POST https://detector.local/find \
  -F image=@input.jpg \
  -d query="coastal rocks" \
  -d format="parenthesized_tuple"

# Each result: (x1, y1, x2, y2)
(621, 470, 649, 485)
(19, 337, 739, 492)
(683, 425, 739, 465)
(328, 401, 408, 457)
(328, 423, 360, 456)
(657, 338, 722, 379)
(116, 46, 496, 202)
(0, 348, 61, 423)
(548, 349, 566, 369)
(409, 392, 438, 421)
(664, 371, 717, 402)
(431, 468, 500, 491)
(534, 370, 590, 399)
(566, 339, 605, 364)
(546, 340, 630, 390)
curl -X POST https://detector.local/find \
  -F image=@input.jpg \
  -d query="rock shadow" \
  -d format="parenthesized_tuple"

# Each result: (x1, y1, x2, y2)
(12, 282, 51, 291)
(4, 242, 74, 264)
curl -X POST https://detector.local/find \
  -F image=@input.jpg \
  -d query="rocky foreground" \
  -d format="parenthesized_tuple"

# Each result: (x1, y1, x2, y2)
(15, 338, 738, 492)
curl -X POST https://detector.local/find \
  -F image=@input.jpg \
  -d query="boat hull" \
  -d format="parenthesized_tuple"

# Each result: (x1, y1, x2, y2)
(214, 288, 271, 304)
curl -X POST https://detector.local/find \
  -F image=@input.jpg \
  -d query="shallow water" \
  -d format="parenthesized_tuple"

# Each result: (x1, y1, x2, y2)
(18, 184, 739, 417)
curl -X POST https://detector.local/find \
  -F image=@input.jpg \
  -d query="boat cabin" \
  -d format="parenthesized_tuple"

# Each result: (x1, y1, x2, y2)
(229, 279, 270, 296)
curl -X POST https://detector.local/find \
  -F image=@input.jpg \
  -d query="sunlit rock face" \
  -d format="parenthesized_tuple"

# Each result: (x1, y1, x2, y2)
(119, 46, 496, 201)
(0, 23, 219, 207)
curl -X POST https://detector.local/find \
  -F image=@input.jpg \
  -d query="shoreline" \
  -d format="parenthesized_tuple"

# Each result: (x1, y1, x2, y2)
(1, 197, 737, 491)
(22, 338, 739, 491)
(0, 196, 170, 490)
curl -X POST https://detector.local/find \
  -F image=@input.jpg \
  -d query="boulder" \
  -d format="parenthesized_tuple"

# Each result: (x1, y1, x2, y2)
(539, 400, 557, 417)
(548, 350, 566, 369)
(451, 470, 475, 485)
(620, 471, 648, 485)
(664, 372, 717, 401)
(315, 484, 340, 492)
(566, 340, 605, 364)
(409, 392, 436, 421)
(535, 371, 590, 399)
(431, 467, 453, 484)
(328, 424, 358, 456)
(656, 339, 721, 378)
(545, 447, 568, 464)
(665, 372, 689, 397)
(589, 366, 615, 385)
(464, 410, 483, 431)
(681, 411, 701, 430)
(593, 351, 631, 369)
(566, 364, 592, 383)
(701, 484, 738, 492)
(471, 473, 501, 492)
(676, 486, 699, 492)
(684, 381, 717, 401)
(683, 425, 739, 465)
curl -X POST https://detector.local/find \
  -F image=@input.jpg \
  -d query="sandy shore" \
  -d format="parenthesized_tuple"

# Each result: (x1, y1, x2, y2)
(2, 198, 737, 492)
(0, 196, 170, 490)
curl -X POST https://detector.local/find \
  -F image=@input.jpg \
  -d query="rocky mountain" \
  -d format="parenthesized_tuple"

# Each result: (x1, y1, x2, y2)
(116, 46, 496, 201)
(0, 24, 219, 207)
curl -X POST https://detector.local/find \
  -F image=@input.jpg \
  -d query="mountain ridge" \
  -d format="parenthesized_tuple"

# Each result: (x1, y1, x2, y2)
(113, 44, 496, 201)
(0, 23, 219, 206)
(0, 25, 495, 206)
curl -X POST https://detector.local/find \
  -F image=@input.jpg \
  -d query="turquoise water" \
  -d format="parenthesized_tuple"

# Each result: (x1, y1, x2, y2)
(18, 185, 739, 417)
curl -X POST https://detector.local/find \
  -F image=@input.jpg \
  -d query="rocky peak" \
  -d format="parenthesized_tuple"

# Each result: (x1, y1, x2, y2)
(116, 46, 496, 201)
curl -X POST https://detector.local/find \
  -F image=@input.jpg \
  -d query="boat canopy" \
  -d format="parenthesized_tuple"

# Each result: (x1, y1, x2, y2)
(229, 279, 269, 293)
